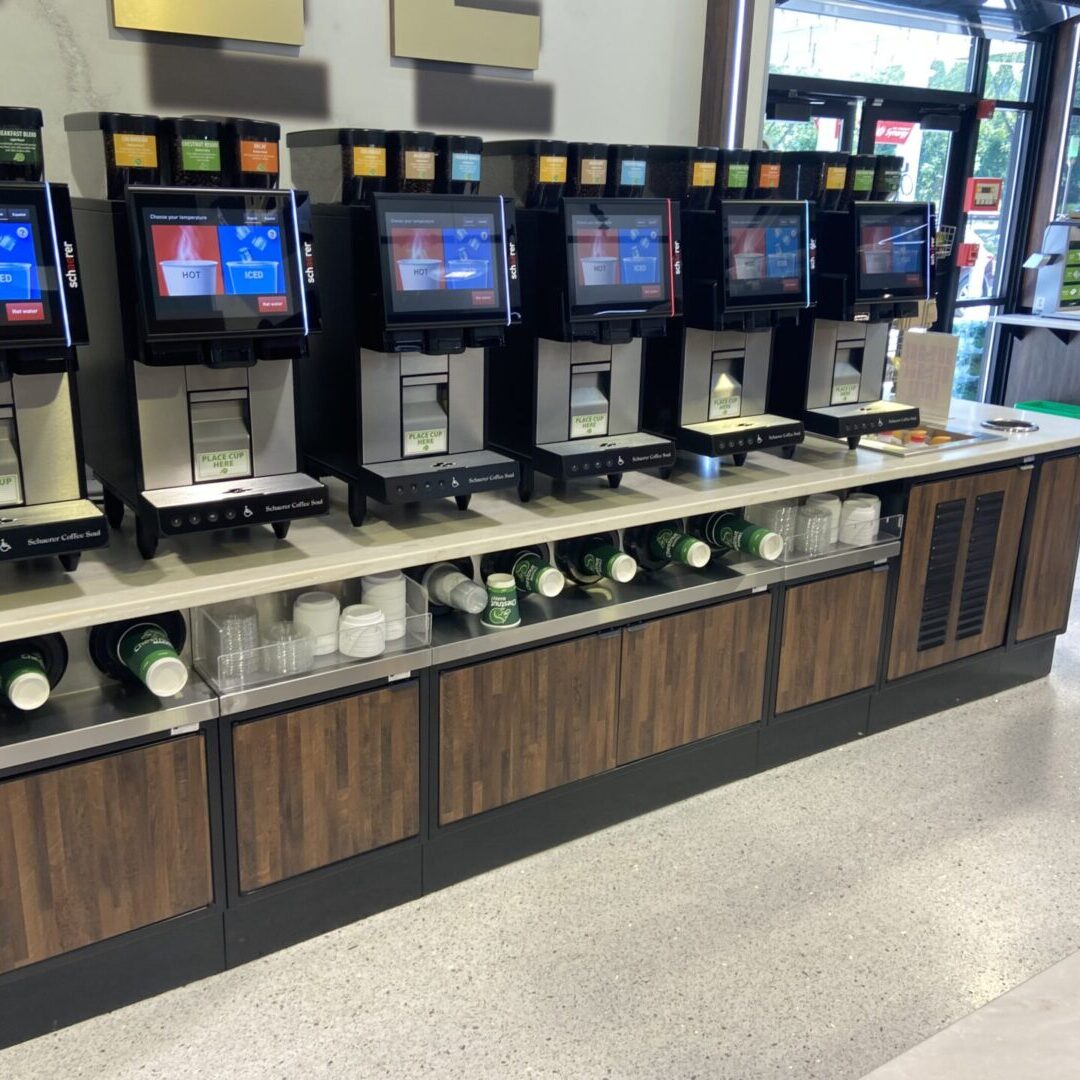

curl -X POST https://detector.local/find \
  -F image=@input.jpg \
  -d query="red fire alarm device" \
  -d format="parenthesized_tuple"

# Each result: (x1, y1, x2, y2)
(964, 177, 1003, 213)
(976, 99, 997, 120)
(957, 242, 981, 268)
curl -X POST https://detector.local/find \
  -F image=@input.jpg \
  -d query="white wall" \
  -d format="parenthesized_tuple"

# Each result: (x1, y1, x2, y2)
(6, 0, 708, 190)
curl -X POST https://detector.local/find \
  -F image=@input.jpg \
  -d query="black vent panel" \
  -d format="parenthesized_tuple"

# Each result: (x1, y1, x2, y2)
(956, 490, 1004, 640)
(917, 498, 965, 651)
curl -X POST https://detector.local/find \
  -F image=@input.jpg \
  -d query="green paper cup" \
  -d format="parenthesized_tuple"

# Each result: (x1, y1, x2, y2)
(0, 648, 50, 711)
(481, 573, 521, 629)
(117, 624, 189, 697)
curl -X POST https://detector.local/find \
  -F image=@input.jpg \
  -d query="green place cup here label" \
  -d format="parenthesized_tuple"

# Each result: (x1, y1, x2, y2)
(512, 552, 551, 594)
(404, 427, 448, 457)
(117, 624, 177, 686)
(571, 412, 607, 438)
(0, 472, 21, 506)
(648, 527, 700, 567)
(196, 449, 250, 481)
(853, 168, 875, 192)
(727, 163, 750, 189)
(0, 128, 39, 165)
(180, 138, 222, 172)
(0, 649, 46, 698)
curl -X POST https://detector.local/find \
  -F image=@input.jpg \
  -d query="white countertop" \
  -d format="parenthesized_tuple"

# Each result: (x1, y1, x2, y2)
(992, 313, 1080, 333)
(1, 400, 1077, 644)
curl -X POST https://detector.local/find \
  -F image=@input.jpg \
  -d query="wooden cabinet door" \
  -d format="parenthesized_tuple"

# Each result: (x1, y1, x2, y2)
(1016, 454, 1080, 642)
(233, 682, 419, 893)
(888, 466, 1031, 681)
(617, 594, 771, 764)
(0, 735, 213, 975)
(776, 568, 888, 714)
(439, 633, 620, 824)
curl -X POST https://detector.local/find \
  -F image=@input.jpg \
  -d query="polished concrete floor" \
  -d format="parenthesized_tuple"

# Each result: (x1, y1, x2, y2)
(4, 595, 1080, 1079)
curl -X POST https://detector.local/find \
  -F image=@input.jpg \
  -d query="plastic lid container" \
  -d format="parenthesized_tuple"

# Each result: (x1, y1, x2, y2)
(293, 590, 341, 656)
(338, 604, 387, 659)
(143, 653, 189, 698)
(6, 668, 50, 711)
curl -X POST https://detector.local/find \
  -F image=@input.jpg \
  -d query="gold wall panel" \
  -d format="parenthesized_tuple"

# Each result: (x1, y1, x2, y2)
(113, 0, 304, 47)
(391, 0, 540, 70)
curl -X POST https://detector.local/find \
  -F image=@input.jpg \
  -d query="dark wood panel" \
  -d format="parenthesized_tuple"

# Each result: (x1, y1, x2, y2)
(0, 736, 212, 975)
(233, 684, 419, 893)
(1017, 454, 1080, 641)
(889, 467, 1031, 680)
(776, 569, 887, 714)
(439, 634, 620, 824)
(617, 594, 771, 764)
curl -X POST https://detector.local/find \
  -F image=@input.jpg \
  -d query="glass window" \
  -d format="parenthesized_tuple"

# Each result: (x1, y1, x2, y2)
(957, 109, 1025, 303)
(951, 305, 997, 401)
(1057, 37, 1080, 216)
(985, 39, 1033, 102)
(763, 116, 846, 153)
(869, 121, 952, 206)
(769, 9, 974, 90)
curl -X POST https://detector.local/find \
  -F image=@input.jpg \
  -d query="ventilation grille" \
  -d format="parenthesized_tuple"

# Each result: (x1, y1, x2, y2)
(917, 499, 965, 651)
(955, 490, 1004, 641)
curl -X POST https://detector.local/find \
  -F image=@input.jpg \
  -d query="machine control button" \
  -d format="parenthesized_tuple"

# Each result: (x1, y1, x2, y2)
(170, 516, 184, 529)
(206, 511, 220, 524)
(188, 514, 201, 526)
(224, 508, 237, 521)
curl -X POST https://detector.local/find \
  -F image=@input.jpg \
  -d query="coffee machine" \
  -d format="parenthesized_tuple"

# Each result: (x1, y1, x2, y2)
(66, 112, 328, 558)
(288, 128, 521, 526)
(642, 146, 808, 465)
(0, 107, 106, 571)
(772, 199, 931, 448)
(483, 141, 677, 500)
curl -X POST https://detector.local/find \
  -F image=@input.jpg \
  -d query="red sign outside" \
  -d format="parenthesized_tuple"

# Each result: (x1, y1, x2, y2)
(874, 120, 915, 145)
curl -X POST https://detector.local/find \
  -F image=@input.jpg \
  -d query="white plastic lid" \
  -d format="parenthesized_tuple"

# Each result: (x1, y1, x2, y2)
(758, 532, 785, 562)
(362, 570, 405, 587)
(144, 655, 189, 698)
(340, 603, 386, 628)
(536, 566, 565, 597)
(451, 578, 489, 615)
(807, 493, 841, 507)
(295, 590, 340, 614)
(609, 553, 638, 583)
(6, 669, 50, 711)
(485, 572, 516, 590)
(685, 539, 711, 569)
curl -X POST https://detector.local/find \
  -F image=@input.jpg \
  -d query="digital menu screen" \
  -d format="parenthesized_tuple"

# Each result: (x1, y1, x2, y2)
(381, 207, 504, 316)
(568, 211, 669, 307)
(725, 212, 804, 300)
(857, 210, 929, 295)
(0, 205, 50, 327)
(142, 203, 295, 322)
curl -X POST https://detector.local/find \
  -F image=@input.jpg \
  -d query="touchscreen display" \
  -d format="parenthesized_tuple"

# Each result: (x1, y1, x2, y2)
(140, 200, 297, 324)
(568, 211, 669, 306)
(383, 208, 503, 315)
(858, 211, 929, 294)
(725, 210, 805, 300)
(0, 205, 50, 326)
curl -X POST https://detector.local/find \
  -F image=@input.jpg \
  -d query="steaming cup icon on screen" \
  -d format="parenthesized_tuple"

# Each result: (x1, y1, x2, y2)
(733, 252, 765, 280)
(398, 258, 442, 291)
(0, 262, 33, 300)
(581, 256, 618, 286)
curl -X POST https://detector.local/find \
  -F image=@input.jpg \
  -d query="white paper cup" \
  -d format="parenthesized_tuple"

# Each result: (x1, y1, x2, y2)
(0, 262, 33, 299)
(226, 260, 279, 292)
(161, 260, 218, 296)
(581, 256, 618, 286)
(397, 258, 442, 291)
(734, 252, 765, 280)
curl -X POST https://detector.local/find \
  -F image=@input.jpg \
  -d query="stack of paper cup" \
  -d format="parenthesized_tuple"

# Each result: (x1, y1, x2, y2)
(839, 493, 881, 547)
(292, 591, 341, 656)
(805, 493, 842, 545)
(338, 604, 387, 659)
(361, 570, 408, 641)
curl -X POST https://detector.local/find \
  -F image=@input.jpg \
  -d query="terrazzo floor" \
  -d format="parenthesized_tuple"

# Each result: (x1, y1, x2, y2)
(4, 587, 1080, 1079)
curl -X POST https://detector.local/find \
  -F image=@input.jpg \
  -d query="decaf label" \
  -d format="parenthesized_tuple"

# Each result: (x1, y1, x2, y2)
(726, 162, 750, 189)
(404, 427, 448, 456)
(853, 168, 874, 192)
(579, 157, 608, 186)
(112, 133, 158, 169)
(0, 128, 39, 165)
(757, 163, 781, 189)
(0, 473, 22, 507)
(620, 159, 646, 187)
(825, 165, 847, 190)
(538, 155, 567, 183)
(240, 139, 279, 174)
(353, 145, 387, 177)
(195, 448, 251, 481)
(180, 138, 222, 172)
(571, 412, 607, 439)
(710, 392, 742, 420)
(451, 152, 482, 182)
(692, 161, 717, 187)
(404, 149, 435, 180)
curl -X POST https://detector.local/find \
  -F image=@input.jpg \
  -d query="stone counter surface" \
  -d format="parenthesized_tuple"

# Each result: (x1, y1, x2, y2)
(1, 401, 1078, 644)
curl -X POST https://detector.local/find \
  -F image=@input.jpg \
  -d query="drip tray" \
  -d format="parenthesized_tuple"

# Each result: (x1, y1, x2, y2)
(861, 425, 1006, 456)
(982, 417, 1040, 433)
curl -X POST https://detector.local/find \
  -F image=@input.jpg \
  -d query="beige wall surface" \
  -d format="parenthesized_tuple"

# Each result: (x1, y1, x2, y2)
(5, 0, 707, 191)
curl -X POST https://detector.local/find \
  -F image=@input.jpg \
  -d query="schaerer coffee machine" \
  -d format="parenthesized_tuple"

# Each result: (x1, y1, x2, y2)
(66, 112, 327, 558)
(0, 107, 106, 571)
(483, 141, 677, 499)
(642, 145, 808, 465)
(288, 128, 520, 525)
(772, 199, 931, 448)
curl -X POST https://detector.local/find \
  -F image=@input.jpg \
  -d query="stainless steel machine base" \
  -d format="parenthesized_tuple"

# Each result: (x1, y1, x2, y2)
(804, 401, 921, 448)
(674, 413, 805, 463)
(105, 472, 330, 559)
(0, 498, 107, 571)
